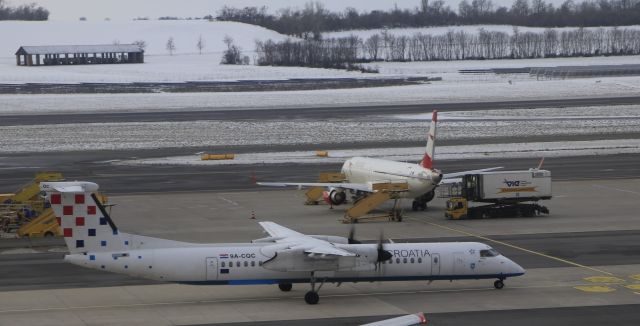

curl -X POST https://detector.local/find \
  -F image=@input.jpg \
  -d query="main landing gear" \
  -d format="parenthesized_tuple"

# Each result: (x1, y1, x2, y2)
(304, 271, 326, 305)
(412, 191, 435, 211)
(494, 279, 505, 289)
(278, 283, 292, 292)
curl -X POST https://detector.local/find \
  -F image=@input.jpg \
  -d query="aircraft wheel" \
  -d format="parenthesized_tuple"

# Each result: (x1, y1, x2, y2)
(278, 283, 292, 292)
(494, 280, 504, 289)
(412, 201, 419, 211)
(304, 291, 320, 305)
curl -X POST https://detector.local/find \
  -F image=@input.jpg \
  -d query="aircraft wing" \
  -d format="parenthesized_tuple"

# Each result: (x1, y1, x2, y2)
(257, 182, 372, 193)
(259, 222, 356, 257)
(442, 167, 503, 180)
(259, 221, 306, 238)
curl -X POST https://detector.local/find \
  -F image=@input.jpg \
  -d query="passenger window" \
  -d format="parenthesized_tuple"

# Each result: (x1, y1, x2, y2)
(403, 258, 407, 264)
(221, 262, 225, 267)
(396, 258, 400, 264)
(259, 261, 263, 266)
(410, 258, 415, 264)
(244, 261, 248, 267)
(236, 261, 240, 267)
(418, 258, 422, 263)
(251, 261, 255, 267)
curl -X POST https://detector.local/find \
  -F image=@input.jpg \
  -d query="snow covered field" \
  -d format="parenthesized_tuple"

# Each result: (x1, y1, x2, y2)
(118, 139, 640, 167)
(1, 21, 639, 85)
(1, 106, 638, 154)
(1, 75, 638, 115)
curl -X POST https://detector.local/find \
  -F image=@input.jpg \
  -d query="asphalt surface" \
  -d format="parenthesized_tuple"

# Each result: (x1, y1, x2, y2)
(2, 96, 640, 126)
(209, 304, 640, 326)
(1, 230, 638, 291)
(2, 152, 639, 194)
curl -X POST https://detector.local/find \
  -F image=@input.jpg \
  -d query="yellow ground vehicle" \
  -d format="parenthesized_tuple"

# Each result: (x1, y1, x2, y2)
(1, 172, 64, 237)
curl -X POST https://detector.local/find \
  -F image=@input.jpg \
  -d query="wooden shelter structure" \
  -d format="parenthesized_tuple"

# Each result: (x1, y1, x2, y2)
(15, 44, 144, 66)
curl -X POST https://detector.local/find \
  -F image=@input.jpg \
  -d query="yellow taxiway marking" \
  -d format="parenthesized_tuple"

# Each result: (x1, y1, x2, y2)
(625, 284, 640, 291)
(629, 274, 640, 281)
(584, 276, 625, 283)
(574, 285, 616, 293)
(426, 221, 614, 276)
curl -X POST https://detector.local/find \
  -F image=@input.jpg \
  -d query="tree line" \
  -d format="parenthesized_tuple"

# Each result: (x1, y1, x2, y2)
(254, 27, 640, 69)
(0, 0, 49, 21)
(217, 0, 640, 37)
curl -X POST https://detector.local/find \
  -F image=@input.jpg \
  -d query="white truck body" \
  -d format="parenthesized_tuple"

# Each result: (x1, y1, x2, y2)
(469, 170, 552, 201)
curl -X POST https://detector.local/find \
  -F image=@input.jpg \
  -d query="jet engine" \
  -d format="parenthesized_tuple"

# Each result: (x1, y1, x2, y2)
(323, 188, 346, 205)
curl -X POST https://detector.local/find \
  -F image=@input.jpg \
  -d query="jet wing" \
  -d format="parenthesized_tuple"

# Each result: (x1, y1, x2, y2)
(257, 182, 372, 193)
(442, 167, 503, 180)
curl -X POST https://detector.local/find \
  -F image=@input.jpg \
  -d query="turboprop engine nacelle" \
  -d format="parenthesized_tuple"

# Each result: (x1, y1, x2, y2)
(323, 187, 346, 205)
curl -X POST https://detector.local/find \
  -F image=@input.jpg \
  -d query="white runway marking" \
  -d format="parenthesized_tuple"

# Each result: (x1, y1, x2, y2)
(592, 184, 640, 196)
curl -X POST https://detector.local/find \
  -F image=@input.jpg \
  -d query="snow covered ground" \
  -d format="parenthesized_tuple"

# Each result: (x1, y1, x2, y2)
(2, 21, 639, 85)
(1, 106, 638, 154)
(0, 20, 287, 57)
(118, 139, 640, 167)
(1, 75, 639, 115)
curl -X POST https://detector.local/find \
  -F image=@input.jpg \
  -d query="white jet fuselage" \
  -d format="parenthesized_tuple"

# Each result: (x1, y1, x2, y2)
(341, 157, 442, 199)
(66, 242, 524, 285)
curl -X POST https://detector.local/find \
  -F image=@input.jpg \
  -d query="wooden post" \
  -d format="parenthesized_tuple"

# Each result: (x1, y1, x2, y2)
(27, 54, 33, 66)
(35, 54, 40, 65)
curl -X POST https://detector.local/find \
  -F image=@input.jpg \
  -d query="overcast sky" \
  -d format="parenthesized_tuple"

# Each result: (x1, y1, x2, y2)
(7, 0, 567, 21)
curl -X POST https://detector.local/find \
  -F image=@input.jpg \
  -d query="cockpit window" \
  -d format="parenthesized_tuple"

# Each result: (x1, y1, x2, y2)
(480, 249, 500, 257)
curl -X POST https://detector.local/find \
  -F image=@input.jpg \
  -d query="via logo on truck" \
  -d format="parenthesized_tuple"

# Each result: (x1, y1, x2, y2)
(503, 179, 531, 187)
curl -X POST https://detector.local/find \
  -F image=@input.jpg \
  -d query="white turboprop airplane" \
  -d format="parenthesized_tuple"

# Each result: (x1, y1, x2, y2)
(258, 110, 500, 211)
(41, 181, 525, 305)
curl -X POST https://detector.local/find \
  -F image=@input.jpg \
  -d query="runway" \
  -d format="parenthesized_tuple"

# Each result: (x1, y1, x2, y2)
(1, 97, 639, 325)
(2, 96, 640, 126)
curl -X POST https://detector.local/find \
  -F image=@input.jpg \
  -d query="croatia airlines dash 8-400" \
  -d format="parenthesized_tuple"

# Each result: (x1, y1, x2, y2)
(258, 110, 501, 211)
(41, 181, 525, 305)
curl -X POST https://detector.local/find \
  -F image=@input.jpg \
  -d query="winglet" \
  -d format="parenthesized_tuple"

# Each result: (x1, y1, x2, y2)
(420, 110, 437, 169)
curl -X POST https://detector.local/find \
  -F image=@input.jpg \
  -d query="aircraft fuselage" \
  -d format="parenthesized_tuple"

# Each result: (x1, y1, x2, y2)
(341, 157, 442, 199)
(66, 242, 524, 285)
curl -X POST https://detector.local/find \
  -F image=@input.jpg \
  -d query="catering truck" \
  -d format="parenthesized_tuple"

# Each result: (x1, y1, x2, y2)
(444, 169, 551, 219)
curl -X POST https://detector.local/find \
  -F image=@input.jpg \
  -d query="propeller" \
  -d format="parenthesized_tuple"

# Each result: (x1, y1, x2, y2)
(375, 231, 392, 270)
(348, 225, 361, 244)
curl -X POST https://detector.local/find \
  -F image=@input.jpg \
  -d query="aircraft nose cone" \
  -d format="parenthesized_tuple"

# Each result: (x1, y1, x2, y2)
(512, 261, 526, 275)
(432, 170, 443, 184)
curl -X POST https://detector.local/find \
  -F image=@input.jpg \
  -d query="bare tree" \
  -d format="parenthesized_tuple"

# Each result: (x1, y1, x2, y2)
(133, 40, 147, 51)
(166, 37, 176, 56)
(196, 35, 205, 55)
(221, 35, 242, 64)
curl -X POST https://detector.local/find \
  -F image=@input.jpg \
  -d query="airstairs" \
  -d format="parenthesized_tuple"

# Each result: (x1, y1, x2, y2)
(343, 181, 409, 223)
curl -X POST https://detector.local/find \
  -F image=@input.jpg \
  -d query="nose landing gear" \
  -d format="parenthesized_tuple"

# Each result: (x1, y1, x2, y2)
(304, 272, 326, 305)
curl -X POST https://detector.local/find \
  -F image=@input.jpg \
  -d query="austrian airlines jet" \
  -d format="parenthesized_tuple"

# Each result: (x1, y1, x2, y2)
(41, 181, 524, 305)
(259, 110, 500, 211)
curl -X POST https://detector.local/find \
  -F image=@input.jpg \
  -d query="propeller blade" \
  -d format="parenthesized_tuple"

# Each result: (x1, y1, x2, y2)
(348, 225, 361, 244)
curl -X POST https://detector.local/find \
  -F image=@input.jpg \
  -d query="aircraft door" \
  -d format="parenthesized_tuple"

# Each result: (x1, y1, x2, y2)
(431, 253, 440, 275)
(206, 257, 218, 281)
(453, 252, 466, 275)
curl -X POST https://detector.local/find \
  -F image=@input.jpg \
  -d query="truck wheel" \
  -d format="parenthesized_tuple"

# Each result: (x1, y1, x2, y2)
(412, 201, 419, 211)
(44, 231, 54, 237)
(420, 202, 427, 211)
(481, 212, 489, 219)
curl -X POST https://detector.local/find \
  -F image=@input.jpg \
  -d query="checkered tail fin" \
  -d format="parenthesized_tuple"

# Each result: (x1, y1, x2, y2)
(40, 181, 126, 254)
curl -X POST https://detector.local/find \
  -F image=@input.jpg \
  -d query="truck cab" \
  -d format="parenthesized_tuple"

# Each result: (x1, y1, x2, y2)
(445, 197, 468, 220)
